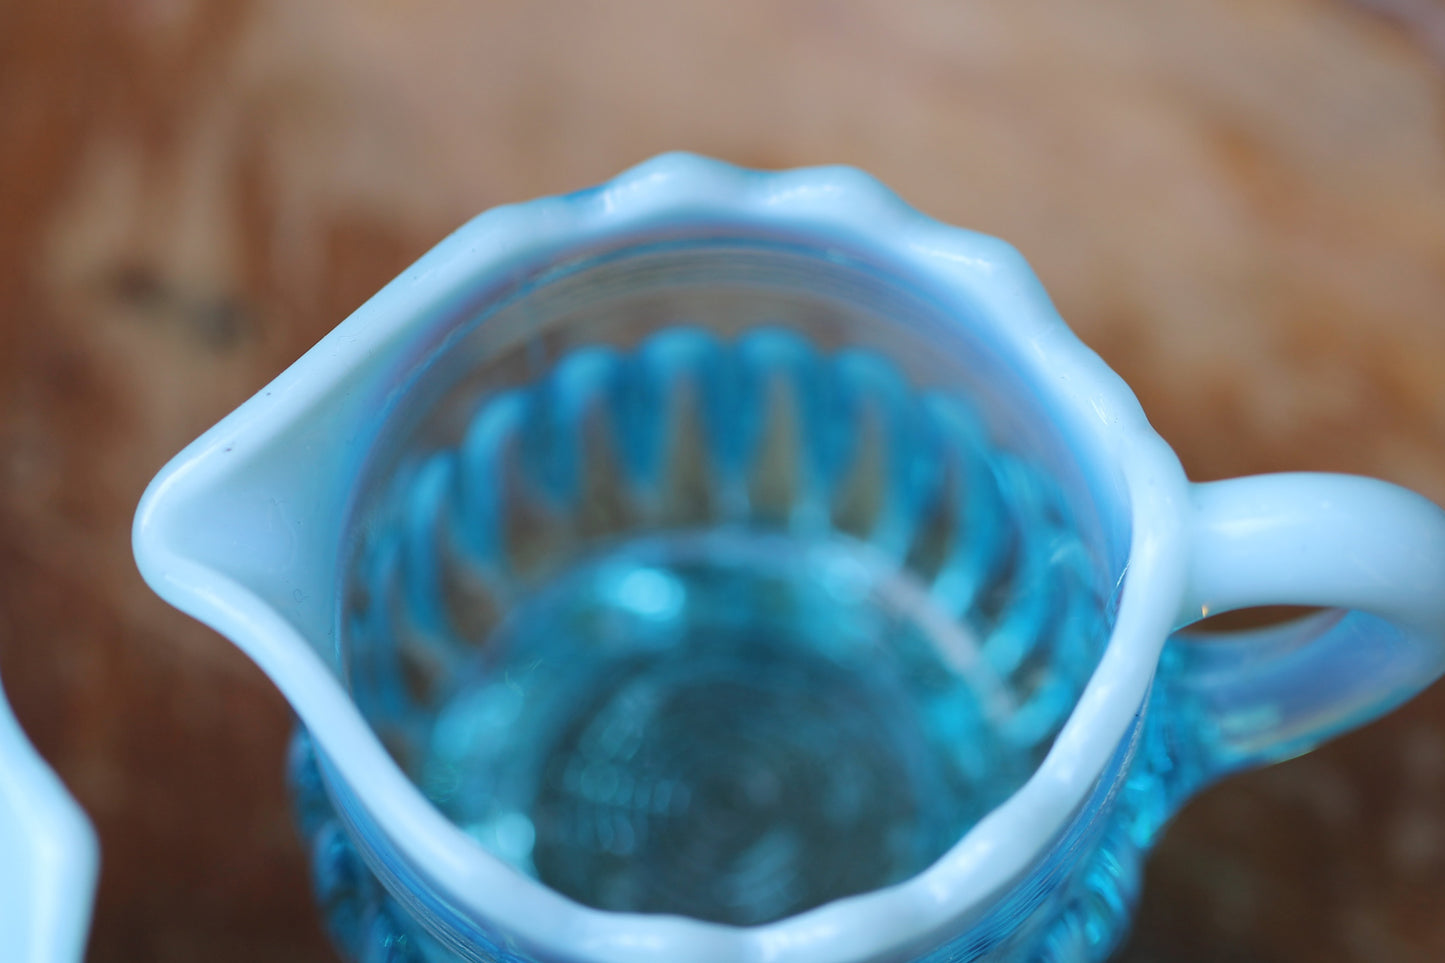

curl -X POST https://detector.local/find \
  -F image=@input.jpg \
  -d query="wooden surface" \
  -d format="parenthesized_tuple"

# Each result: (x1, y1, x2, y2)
(2, 1, 1445, 960)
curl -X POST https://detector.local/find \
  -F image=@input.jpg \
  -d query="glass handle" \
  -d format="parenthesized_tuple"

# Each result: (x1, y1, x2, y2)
(1143, 473, 1445, 820)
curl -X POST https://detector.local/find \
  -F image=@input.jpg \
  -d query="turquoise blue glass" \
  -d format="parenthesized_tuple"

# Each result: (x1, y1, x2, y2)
(134, 154, 1445, 963)
(344, 328, 1108, 930)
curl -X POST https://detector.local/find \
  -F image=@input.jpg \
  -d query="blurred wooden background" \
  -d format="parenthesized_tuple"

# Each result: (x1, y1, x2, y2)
(2, 1, 1445, 960)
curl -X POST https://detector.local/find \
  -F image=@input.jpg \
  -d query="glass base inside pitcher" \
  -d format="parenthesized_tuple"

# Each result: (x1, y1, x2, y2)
(420, 529, 1031, 925)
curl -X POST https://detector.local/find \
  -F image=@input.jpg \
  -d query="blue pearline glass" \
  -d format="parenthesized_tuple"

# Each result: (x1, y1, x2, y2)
(132, 153, 1445, 963)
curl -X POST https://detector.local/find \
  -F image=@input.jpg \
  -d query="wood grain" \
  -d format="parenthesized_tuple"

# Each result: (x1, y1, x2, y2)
(1, 1, 1443, 960)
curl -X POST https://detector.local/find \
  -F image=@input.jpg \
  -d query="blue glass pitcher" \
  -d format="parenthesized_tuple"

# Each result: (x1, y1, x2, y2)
(134, 154, 1445, 963)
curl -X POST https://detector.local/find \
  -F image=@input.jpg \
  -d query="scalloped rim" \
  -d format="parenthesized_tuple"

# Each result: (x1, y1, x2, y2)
(134, 152, 1190, 963)
(0, 678, 99, 963)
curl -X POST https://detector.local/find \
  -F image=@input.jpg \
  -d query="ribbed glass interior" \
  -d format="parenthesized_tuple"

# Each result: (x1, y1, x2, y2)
(340, 238, 1119, 925)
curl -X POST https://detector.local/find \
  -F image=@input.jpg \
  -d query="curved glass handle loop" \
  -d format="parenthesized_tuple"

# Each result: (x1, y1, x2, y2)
(1145, 474, 1445, 818)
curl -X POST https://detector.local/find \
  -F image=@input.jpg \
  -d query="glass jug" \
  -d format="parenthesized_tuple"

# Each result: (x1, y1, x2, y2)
(134, 154, 1445, 963)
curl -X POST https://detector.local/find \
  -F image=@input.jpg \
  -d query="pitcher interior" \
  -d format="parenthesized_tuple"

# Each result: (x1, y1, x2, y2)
(339, 237, 1124, 926)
